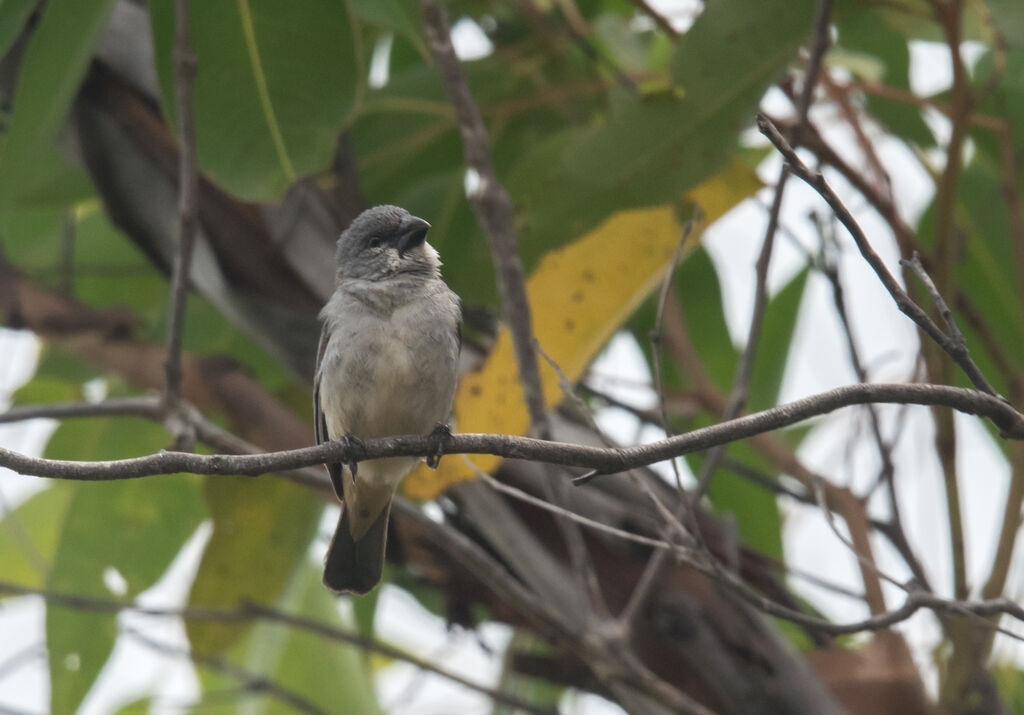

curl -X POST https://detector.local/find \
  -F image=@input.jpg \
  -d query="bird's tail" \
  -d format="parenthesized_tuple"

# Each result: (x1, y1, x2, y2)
(323, 500, 391, 594)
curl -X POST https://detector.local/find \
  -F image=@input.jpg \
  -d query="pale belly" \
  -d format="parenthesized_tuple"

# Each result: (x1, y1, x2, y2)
(318, 302, 457, 492)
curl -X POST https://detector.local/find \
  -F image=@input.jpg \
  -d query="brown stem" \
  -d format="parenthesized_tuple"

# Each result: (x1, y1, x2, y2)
(162, 0, 199, 411)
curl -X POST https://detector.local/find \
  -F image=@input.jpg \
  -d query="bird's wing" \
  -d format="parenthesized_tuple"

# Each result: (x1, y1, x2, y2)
(314, 323, 344, 500)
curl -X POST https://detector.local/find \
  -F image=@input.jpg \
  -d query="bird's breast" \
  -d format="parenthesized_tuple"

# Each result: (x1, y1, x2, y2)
(319, 296, 458, 443)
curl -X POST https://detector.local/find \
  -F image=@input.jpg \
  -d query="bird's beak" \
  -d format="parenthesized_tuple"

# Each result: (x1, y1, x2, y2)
(396, 215, 431, 257)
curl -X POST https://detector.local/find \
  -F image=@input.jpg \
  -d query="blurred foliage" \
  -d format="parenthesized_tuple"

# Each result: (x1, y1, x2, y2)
(0, 0, 1021, 711)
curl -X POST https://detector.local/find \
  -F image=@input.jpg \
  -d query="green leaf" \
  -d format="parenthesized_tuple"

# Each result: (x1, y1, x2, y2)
(984, 0, 1024, 46)
(915, 153, 1024, 406)
(749, 266, 809, 412)
(15, 343, 102, 389)
(836, 8, 934, 146)
(0, 0, 117, 206)
(0, 0, 37, 60)
(507, 0, 813, 266)
(150, 0, 362, 201)
(0, 204, 67, 277)
(71, 202, 169, 325)
(995, 665, 1024, 712)
(0, 485, 73, 590)
(44, 418, 205, 714)
(352, 579, 381, 640)
(186, 476, 323, 655)
(244, 563, 381, 715)
(352, 0, 424, 53)
(493, 631, 562, 715)
(113, 696, 154, 714)
(11, 375, 80, 408)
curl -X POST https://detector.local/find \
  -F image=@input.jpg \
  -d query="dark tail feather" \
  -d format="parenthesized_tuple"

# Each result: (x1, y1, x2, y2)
(323, 502, 391, 594)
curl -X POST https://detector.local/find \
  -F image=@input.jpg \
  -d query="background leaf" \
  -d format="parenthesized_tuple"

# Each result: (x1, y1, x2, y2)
(44, 418, 205, 714)
(185, 476, 322, 655)
(149, 0, 362, 201)
(0, 0, 117, 205)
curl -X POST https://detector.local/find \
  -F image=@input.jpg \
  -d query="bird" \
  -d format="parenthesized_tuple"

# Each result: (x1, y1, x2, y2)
(314, 205, 461, 594)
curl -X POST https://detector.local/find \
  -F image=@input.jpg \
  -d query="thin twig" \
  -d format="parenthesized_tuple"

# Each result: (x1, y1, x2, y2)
(4, 582, 557, 715)
(812, 211, 909, 581)
(124, 627, 328, 715)
(162, 0, 199, 410)
(0, 396, 162, 424)
(902, 251, 966, 345)
(649, 214, 699, 493)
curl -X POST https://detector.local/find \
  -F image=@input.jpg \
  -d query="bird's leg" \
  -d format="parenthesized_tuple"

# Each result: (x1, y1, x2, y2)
(425, 423, 452, 469)
(341, 433, 366, 484)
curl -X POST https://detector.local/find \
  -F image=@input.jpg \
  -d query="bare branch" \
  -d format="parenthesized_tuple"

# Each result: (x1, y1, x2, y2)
(0, 396, 162, 424)
(163, 0, 199, 409)
(125, 627, 328, 715)
(0, 581, 557, 715)
(1, 383, 1019, 482)
(902, 251, 967, 346)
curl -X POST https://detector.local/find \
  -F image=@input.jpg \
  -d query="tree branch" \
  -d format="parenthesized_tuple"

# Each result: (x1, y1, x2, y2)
(1, 383, 1020, 482)
(162, 0, 199, 410)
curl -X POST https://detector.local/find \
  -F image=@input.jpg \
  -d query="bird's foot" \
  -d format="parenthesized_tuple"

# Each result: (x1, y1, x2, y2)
(341, 433, 366, 484)
(425, 423, 452, 469)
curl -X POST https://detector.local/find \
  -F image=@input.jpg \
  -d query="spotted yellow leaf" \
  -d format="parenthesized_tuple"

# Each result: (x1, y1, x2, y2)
(403, 161, 761, 500)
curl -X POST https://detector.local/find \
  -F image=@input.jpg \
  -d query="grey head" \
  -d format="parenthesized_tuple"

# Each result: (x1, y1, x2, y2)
(335, 205, 439, 281)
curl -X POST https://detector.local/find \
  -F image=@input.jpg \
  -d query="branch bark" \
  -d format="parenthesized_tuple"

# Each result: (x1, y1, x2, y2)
(2, 383, 1020, 482)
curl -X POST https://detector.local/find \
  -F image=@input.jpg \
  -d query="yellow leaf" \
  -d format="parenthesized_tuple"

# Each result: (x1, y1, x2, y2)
(403, 161, 761, 500)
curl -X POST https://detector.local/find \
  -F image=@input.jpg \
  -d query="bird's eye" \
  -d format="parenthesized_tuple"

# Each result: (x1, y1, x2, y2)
(368, 236, 382, 249)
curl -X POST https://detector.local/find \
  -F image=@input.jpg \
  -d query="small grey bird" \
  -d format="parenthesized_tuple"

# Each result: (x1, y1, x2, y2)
(314, 205, 461, 594)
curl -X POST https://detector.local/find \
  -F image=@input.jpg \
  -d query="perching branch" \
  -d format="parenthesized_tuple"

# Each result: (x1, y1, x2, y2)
(2, 383, 1020, 482)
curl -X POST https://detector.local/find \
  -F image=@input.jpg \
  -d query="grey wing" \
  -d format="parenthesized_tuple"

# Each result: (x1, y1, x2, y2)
(314, 324, 344, 500)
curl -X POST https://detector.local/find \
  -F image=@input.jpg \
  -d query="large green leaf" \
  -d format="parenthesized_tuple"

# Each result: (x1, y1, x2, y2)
(150, 0, 362, 201)
(507, 0, 813, 268)
(44, 418, 205, 714)
(984, 0, 1024, 46)
(186, 475, 322, 655)
(749, 266, 809, 412)
(352, 0, 424, 54)
(0, 0, 117, 206)
(0, 0, 37, 60)
(0, 485, 73, 590)
(244, 563, 380, 715)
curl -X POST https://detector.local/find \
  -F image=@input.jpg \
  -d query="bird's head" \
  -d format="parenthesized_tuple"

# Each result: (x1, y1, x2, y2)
(335, 205, 440, 281)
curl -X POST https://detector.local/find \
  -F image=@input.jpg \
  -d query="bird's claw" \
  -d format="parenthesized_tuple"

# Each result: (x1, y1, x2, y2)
(341, 433, 366, 484)
(425, 423, 451, 469)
